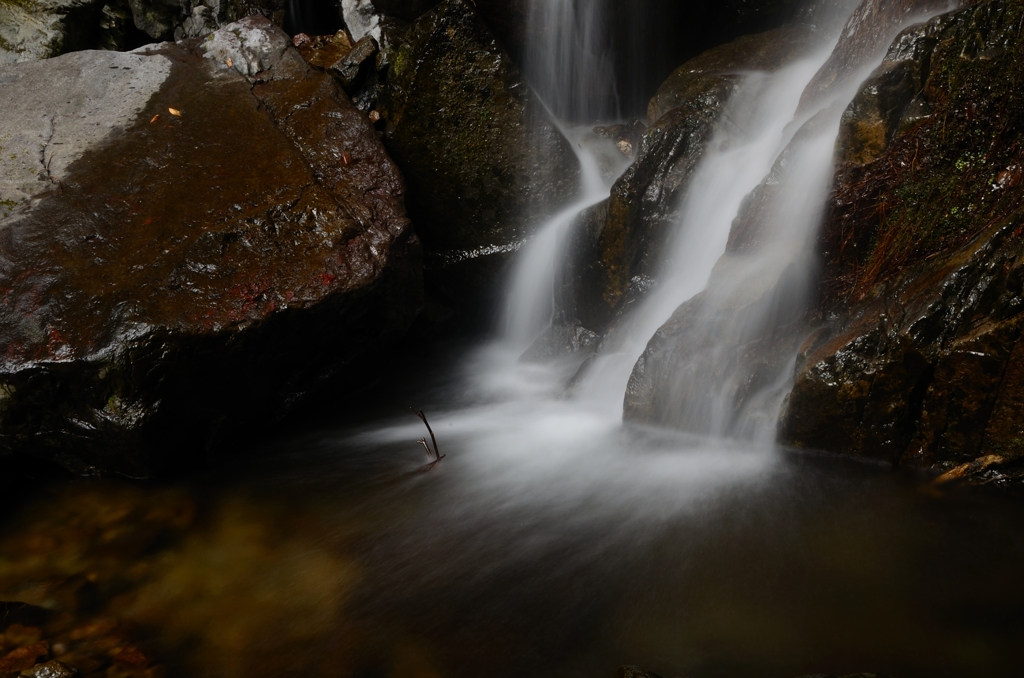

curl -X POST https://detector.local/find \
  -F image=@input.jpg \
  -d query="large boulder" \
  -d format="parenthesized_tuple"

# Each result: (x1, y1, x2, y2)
(780, 0, 1024, 486)
(377, 0, 579, 315)
(0, 16, 421, 476)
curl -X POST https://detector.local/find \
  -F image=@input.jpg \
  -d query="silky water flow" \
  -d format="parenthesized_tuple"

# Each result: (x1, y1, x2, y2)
(360, 0, 960, 540)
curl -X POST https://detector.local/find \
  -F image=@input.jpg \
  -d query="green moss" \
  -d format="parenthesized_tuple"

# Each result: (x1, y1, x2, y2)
(848, 0, 1024, 294)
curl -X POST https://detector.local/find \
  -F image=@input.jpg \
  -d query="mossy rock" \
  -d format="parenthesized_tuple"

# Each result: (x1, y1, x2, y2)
(784, 0, 1024, 485)
(378, 0, 579, 315)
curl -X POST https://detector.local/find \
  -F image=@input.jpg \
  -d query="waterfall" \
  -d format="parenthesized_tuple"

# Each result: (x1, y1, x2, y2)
(522, 0, 619, 123)
(499, 0, 633, 351)
(572, 52, 839, 425)
(500, 0, 954, 442)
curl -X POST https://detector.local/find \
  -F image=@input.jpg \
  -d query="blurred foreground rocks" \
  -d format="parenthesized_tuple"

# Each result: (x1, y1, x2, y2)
(616, 667, 894, 678)
(0, 16, 421, 476)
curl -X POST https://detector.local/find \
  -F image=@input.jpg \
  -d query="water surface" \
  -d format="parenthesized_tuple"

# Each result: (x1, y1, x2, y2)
(2, 345, 1022, 678)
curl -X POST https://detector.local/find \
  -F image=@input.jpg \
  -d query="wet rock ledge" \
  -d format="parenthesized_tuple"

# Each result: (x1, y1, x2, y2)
(782, 0, 1024, 486)
(0, 16, 422, 476)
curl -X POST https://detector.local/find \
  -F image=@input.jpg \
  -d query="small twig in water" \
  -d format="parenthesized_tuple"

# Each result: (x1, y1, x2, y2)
(411, 408, 445, 463)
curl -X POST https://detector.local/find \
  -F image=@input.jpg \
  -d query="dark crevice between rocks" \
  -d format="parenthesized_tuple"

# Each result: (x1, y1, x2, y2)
(895, 358, 936, 465)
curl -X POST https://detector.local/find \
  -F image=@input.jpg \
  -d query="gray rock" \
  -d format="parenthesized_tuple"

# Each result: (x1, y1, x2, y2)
(0, 49, 173, 220)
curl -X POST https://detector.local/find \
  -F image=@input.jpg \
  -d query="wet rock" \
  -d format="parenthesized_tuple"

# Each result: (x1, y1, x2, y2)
(293, 29, 355, 70)
(0, 16, 420, 476)
(22, 660, 78, 678)
(798, 0, 954, 112)
(327, 34, 377, 90)
(649, 24, 818, 123)
(593, 120, 646, 158)
(834, 12, 955, 165)
(783, 0, 1024, 485)
(368, 0, 439, 22)
(378, 0, 579, 315)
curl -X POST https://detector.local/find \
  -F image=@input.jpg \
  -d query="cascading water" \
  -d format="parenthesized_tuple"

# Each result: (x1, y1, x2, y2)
(344, 10, 986, 667)
(500, 0, 633, 352)
(521, 0, 619, 123)
(569, 53, 840, 425)
(500, 0, 954, 447)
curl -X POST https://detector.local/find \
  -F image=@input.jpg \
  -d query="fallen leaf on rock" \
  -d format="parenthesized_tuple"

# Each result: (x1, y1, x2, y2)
(226, 58, 233, 68)
(168, 108, 181, 117)
(149, 115, 159, 124)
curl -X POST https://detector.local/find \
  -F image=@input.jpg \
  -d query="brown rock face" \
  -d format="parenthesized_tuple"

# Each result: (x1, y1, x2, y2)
(782, 0, 1024, 485)
(0, 17, 421, 476)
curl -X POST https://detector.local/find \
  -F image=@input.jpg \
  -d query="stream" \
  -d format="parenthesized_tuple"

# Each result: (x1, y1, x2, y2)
(2, 344, 1024, 677)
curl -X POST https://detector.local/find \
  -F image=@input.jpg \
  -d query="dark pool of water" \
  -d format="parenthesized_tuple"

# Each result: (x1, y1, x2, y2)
(2, 346, 1023, 678)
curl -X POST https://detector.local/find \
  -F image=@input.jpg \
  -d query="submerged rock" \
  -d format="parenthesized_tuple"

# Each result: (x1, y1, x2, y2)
(782, 0, 1024, 486)
(378, 0, 579, 315)
(0, 16, 421, 476)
